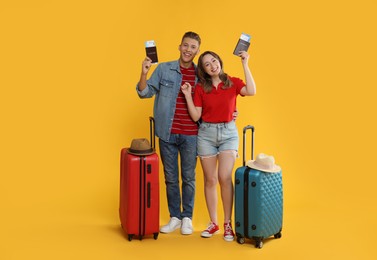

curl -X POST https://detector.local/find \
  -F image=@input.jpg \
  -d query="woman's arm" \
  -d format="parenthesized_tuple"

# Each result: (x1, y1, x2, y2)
(181, 82, 202, 122)
(239, 51, 256, 96)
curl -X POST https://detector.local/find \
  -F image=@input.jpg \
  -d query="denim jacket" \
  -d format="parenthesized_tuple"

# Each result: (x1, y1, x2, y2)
(136, 60, 198, 142)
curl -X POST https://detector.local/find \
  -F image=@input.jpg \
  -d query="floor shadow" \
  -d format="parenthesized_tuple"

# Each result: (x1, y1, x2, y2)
(106, 223, 128, 239)
(236, 235, 283, 248)
(105, 223, 160, 241)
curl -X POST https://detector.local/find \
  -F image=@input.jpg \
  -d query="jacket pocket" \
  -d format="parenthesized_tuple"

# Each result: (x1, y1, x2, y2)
(160, 79, 175, 97)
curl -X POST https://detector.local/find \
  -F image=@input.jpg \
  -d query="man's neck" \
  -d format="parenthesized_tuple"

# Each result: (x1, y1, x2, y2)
(179, 59, 193, 69)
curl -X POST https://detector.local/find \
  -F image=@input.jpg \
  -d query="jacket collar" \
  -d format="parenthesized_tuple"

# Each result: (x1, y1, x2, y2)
(171, 59, 197, 72)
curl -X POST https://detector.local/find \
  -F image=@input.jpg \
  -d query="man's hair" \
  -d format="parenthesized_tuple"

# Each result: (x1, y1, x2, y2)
(181, 31, 201, 46)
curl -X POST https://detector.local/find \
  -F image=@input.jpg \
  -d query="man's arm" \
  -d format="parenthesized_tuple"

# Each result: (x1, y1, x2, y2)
(137, 57, 152, 91)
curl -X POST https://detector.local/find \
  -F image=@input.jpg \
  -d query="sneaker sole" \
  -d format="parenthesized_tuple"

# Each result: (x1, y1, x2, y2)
(160, 225, 181, 233)
(223, 236, 234, 242)
(181, 229, 193, 235)
(201, 230, 219, 238)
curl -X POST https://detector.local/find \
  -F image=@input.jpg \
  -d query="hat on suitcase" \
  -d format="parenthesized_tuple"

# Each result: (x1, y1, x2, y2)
(247, 153, 281, 173)
(127, 138, 155, 155)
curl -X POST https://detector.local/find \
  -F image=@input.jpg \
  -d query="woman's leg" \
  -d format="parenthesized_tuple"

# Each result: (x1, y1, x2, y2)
(200, 155, 218, 224)
(218, 150, 237, 223)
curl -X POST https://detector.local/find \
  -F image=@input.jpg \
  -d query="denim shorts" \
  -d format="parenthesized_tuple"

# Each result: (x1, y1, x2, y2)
(197, 121, 239, 157)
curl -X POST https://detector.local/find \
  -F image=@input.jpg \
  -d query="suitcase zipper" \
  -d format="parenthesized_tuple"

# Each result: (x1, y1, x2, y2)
(142, 157, 147, 237)
(244, 167, 250, 238)
(138, 157, 143, 238)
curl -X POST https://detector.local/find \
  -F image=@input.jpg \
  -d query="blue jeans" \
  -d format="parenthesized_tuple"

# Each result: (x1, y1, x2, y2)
(159, 134, 197, 219)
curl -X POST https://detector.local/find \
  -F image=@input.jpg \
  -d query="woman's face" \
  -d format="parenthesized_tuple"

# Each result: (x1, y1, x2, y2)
(201, 54, 221, 77)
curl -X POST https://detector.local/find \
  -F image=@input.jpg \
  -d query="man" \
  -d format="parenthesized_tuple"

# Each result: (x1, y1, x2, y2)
(136, 32, 201, 235)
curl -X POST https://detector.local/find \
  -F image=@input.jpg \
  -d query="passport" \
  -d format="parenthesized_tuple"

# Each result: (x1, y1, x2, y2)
(145, 40, 158, 64)
(233, 33, 251, 56)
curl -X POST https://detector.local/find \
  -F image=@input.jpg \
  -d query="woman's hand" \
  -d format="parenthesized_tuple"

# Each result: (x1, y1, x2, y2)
(239, 51, 249, 65)
(180, 82, 192, 97)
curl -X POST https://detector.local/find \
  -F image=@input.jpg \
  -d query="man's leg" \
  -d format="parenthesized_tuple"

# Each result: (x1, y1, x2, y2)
(179, 134, 197, 219)
(159, 136, 182, 233)
(159, 136, 181, 218)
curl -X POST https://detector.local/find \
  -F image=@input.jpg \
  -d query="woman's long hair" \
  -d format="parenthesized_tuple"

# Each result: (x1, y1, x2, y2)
(197, 51, 232, 93)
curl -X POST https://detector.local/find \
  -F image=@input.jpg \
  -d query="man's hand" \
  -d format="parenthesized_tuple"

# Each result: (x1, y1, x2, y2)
(233, 109, 239, 121)
(142, 57, 153, 75)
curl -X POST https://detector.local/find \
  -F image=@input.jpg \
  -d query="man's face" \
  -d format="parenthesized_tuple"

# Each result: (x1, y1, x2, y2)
(179, 37, 200, 64)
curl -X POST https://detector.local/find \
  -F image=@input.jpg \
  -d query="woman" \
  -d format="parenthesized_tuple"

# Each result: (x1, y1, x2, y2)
(181, 50, 256, 241)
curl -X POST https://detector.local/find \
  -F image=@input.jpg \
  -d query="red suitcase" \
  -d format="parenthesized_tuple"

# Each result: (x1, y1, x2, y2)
(119, 117, 159, 241)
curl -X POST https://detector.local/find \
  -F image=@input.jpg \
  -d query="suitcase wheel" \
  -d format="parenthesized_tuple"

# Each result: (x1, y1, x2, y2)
(153, 233, 159, 240)
(236, 236, 245, 244)
(128, 234, 133, 241)
(255, 239, 263, 249)
(274, 232, 282, 239)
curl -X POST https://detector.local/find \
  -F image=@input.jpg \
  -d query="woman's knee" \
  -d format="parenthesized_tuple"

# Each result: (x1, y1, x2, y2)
(204, 175, 218, 187)
(218, 175, 232, 186)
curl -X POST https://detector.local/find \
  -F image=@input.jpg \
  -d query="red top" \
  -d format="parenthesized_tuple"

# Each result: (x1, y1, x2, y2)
(171, 65, 198, 135)
(193, 76, 245, 123)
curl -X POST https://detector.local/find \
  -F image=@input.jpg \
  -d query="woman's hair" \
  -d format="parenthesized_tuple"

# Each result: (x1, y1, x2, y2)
(197, 51, 232, 93)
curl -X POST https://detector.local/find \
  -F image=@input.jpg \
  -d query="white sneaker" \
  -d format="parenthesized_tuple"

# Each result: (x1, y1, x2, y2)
(181, 217, 193, 235)
(160, 217, 181, 233)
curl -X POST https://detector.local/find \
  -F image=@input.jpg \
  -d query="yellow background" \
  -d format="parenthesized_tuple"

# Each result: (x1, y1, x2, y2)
(1, 0, 376, 259)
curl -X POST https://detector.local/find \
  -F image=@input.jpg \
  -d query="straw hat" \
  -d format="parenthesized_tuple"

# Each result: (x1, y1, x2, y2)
(127, 138, 155, 156)
(247, 153, 281, 173)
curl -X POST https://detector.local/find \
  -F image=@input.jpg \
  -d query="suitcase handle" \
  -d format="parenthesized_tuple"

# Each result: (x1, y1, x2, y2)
(149, 117, 156, 149)
(242, 125, 255, 166)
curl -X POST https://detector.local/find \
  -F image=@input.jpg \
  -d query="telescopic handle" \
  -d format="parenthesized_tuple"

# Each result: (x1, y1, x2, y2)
(149, 117, 156, 149)
(242, 125, 255, 166)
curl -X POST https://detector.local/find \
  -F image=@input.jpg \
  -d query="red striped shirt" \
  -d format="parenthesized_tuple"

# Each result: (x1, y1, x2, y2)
(171, 66, 198, 135)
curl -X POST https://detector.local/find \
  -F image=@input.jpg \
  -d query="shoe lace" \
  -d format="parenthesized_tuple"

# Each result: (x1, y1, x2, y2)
(207, 222, 216, 232)
(224, 223, 233, 235)
(183, 218, 191, 226)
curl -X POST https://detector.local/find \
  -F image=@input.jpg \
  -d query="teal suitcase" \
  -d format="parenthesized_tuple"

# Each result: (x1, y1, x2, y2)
(234, 125, 283, 248)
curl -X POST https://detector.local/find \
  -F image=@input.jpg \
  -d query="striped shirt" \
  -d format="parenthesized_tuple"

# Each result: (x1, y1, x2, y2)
(171, 65, 198, 135)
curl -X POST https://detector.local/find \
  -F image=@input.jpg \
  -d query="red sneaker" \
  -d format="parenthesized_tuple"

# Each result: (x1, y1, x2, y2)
(201, 222, 220, 238)
(223, 222, 235, 242)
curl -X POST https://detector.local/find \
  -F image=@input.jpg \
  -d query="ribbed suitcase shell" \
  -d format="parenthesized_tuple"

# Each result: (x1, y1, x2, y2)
(235, 166, 283, 248)
(119, 149, 159, 241)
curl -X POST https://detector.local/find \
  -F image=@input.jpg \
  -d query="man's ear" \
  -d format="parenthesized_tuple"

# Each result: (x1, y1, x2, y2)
(194, 48, 200, 57)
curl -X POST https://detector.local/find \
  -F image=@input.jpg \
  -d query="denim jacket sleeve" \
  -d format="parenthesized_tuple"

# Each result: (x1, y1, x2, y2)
(136, 64, 162, 98)
(135, 61, 183, 142)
